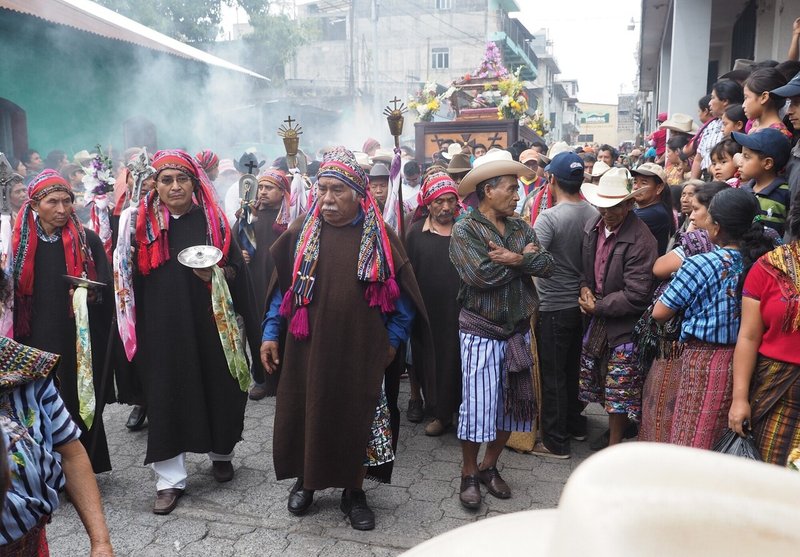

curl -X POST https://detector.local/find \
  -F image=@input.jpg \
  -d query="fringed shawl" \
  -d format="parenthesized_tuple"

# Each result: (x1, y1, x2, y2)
(10, 169, 96, 338)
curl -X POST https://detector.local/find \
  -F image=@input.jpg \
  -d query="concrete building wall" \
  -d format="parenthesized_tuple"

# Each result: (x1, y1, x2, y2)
(286, 9, 492, 104)
(754, 0, 796, 61)
(666, 0, 711, 119)
(640, 0, 800, 130)
(578, 102, 618, 146)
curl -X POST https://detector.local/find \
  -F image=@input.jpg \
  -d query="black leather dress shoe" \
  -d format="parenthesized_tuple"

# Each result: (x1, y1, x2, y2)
(340, 489, 375, 530)
(287, 477, 314, 516)
(126, 405, 147, 431)
(212, 461, 234, 483)
(406, 399, 424, 423)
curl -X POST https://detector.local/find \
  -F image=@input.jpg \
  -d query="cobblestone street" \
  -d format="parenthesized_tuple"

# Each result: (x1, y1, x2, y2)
(49, 383, 605, 556)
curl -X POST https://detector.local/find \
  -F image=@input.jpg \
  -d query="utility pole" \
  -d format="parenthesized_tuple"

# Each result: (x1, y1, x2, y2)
(348, 0, 355, 97)
(371, 0, 380, 121)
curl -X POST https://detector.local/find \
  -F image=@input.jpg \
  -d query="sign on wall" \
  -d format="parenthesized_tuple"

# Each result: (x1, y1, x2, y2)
(581, 112, 610, 124)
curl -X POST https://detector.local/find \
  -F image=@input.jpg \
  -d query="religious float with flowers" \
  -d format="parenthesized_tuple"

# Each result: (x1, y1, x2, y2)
(411, 42, 549, 165)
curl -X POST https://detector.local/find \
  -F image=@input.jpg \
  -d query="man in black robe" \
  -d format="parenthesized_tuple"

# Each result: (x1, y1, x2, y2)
(406, 170, 462, 437)
(10, 169, 115, 473)
(261, 147, 433, 531)
(232, 169, 291, 399)
(133, 150, 248, 515)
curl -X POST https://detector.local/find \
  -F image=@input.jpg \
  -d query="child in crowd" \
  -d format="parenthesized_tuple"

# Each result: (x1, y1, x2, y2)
(722, 105, 747, 136)
(665, 136, 689, 186)
(709, 138, 742, 187)
(743, 69, 791, 138)
(733, 128, 793, 236)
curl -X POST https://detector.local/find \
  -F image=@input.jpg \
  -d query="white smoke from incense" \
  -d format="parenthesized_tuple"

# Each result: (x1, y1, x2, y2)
(21, 17, 410, 168)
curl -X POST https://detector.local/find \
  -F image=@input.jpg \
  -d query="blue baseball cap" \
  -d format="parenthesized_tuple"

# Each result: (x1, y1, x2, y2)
(731, 129, 792, 171)
(545, 151, 584, 183)
(772, 70, 800, 97)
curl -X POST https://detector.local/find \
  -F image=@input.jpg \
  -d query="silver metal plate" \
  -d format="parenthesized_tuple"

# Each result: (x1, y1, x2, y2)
(63, 275, 107, 288)
(177, 245, 223, 269)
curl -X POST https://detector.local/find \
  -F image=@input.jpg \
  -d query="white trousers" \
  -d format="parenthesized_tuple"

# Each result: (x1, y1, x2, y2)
(152, 451, 234, 491)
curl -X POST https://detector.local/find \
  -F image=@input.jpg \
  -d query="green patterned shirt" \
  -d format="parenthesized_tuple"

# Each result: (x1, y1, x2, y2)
(450, 210, 554, 334)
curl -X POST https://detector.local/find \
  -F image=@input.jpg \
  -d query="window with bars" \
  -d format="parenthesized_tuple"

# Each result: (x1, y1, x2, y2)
(431, 47, 449, 69)
(435, 0, 452, 10)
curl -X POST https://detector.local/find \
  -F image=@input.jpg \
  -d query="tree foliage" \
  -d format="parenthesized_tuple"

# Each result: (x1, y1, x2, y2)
(243, 13, 318, 79)
(94, 0, 316, 79)
(94, 0, 225, 43)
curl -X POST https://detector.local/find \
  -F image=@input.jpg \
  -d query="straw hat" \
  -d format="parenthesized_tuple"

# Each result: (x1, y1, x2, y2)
(580, 167, 636, 208)
(370, 148, 394, 165)
(539, 141, 570, 165)
(441, 143, 463, 160)
(457, 149, 531, 198)
(73, 149, 97, 167)
(446, 153, 472, 174)
(586, 160, 611, 180)
(401, 443, 800, 556)
(631, 161, 667, 183)
(352, 150, 372, 171)
(660, 113, 698, 134)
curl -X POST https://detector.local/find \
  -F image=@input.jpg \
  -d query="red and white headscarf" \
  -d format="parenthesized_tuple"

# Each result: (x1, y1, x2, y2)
(136, 150, 230, 275)
(195, 149, 220, 173)
(258, 168, 292, 233)
(10, 169, 96, 337)
(412, 170, 461, 222)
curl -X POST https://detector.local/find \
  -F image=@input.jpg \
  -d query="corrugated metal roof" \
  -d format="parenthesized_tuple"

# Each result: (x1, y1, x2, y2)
(0, 0, 269, 81)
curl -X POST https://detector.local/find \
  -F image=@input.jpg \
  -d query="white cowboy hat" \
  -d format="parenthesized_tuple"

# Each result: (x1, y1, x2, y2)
(660, 113, 698, 134)
(457, 149, 532, 198)
(580, 167, 637, 208)
(631, 161, 667, 183)
(370, 148, 394, 165)
(401, 443, 800, 556)
(73, 149, 97, 166)
(585, 160, 611, 180)
(441, 142, 463, 160)
(352, 150, 372, 171)
(539, 140, 570, 165)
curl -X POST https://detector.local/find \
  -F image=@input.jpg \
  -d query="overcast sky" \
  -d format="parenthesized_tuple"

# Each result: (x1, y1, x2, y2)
(222, 0, 641, 105)
(516, 0, 642, 105)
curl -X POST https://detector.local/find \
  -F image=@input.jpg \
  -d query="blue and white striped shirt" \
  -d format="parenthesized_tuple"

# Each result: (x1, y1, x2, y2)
(1, 377, 81, 544)
(658, 248, 743, 345)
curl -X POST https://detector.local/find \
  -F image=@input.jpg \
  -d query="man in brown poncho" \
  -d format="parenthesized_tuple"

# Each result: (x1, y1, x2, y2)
(261, 147, 431, 531)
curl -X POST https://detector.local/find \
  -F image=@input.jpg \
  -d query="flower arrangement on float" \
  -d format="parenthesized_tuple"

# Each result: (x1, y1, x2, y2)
(474, 41, 509, 80)
(520, 110, 550, 136)
(408, 82, 444, 122)
(492, 67, 528, 120)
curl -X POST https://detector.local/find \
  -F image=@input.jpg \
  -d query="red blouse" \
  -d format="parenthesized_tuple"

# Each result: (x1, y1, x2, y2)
(743, 261, 800, 365)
